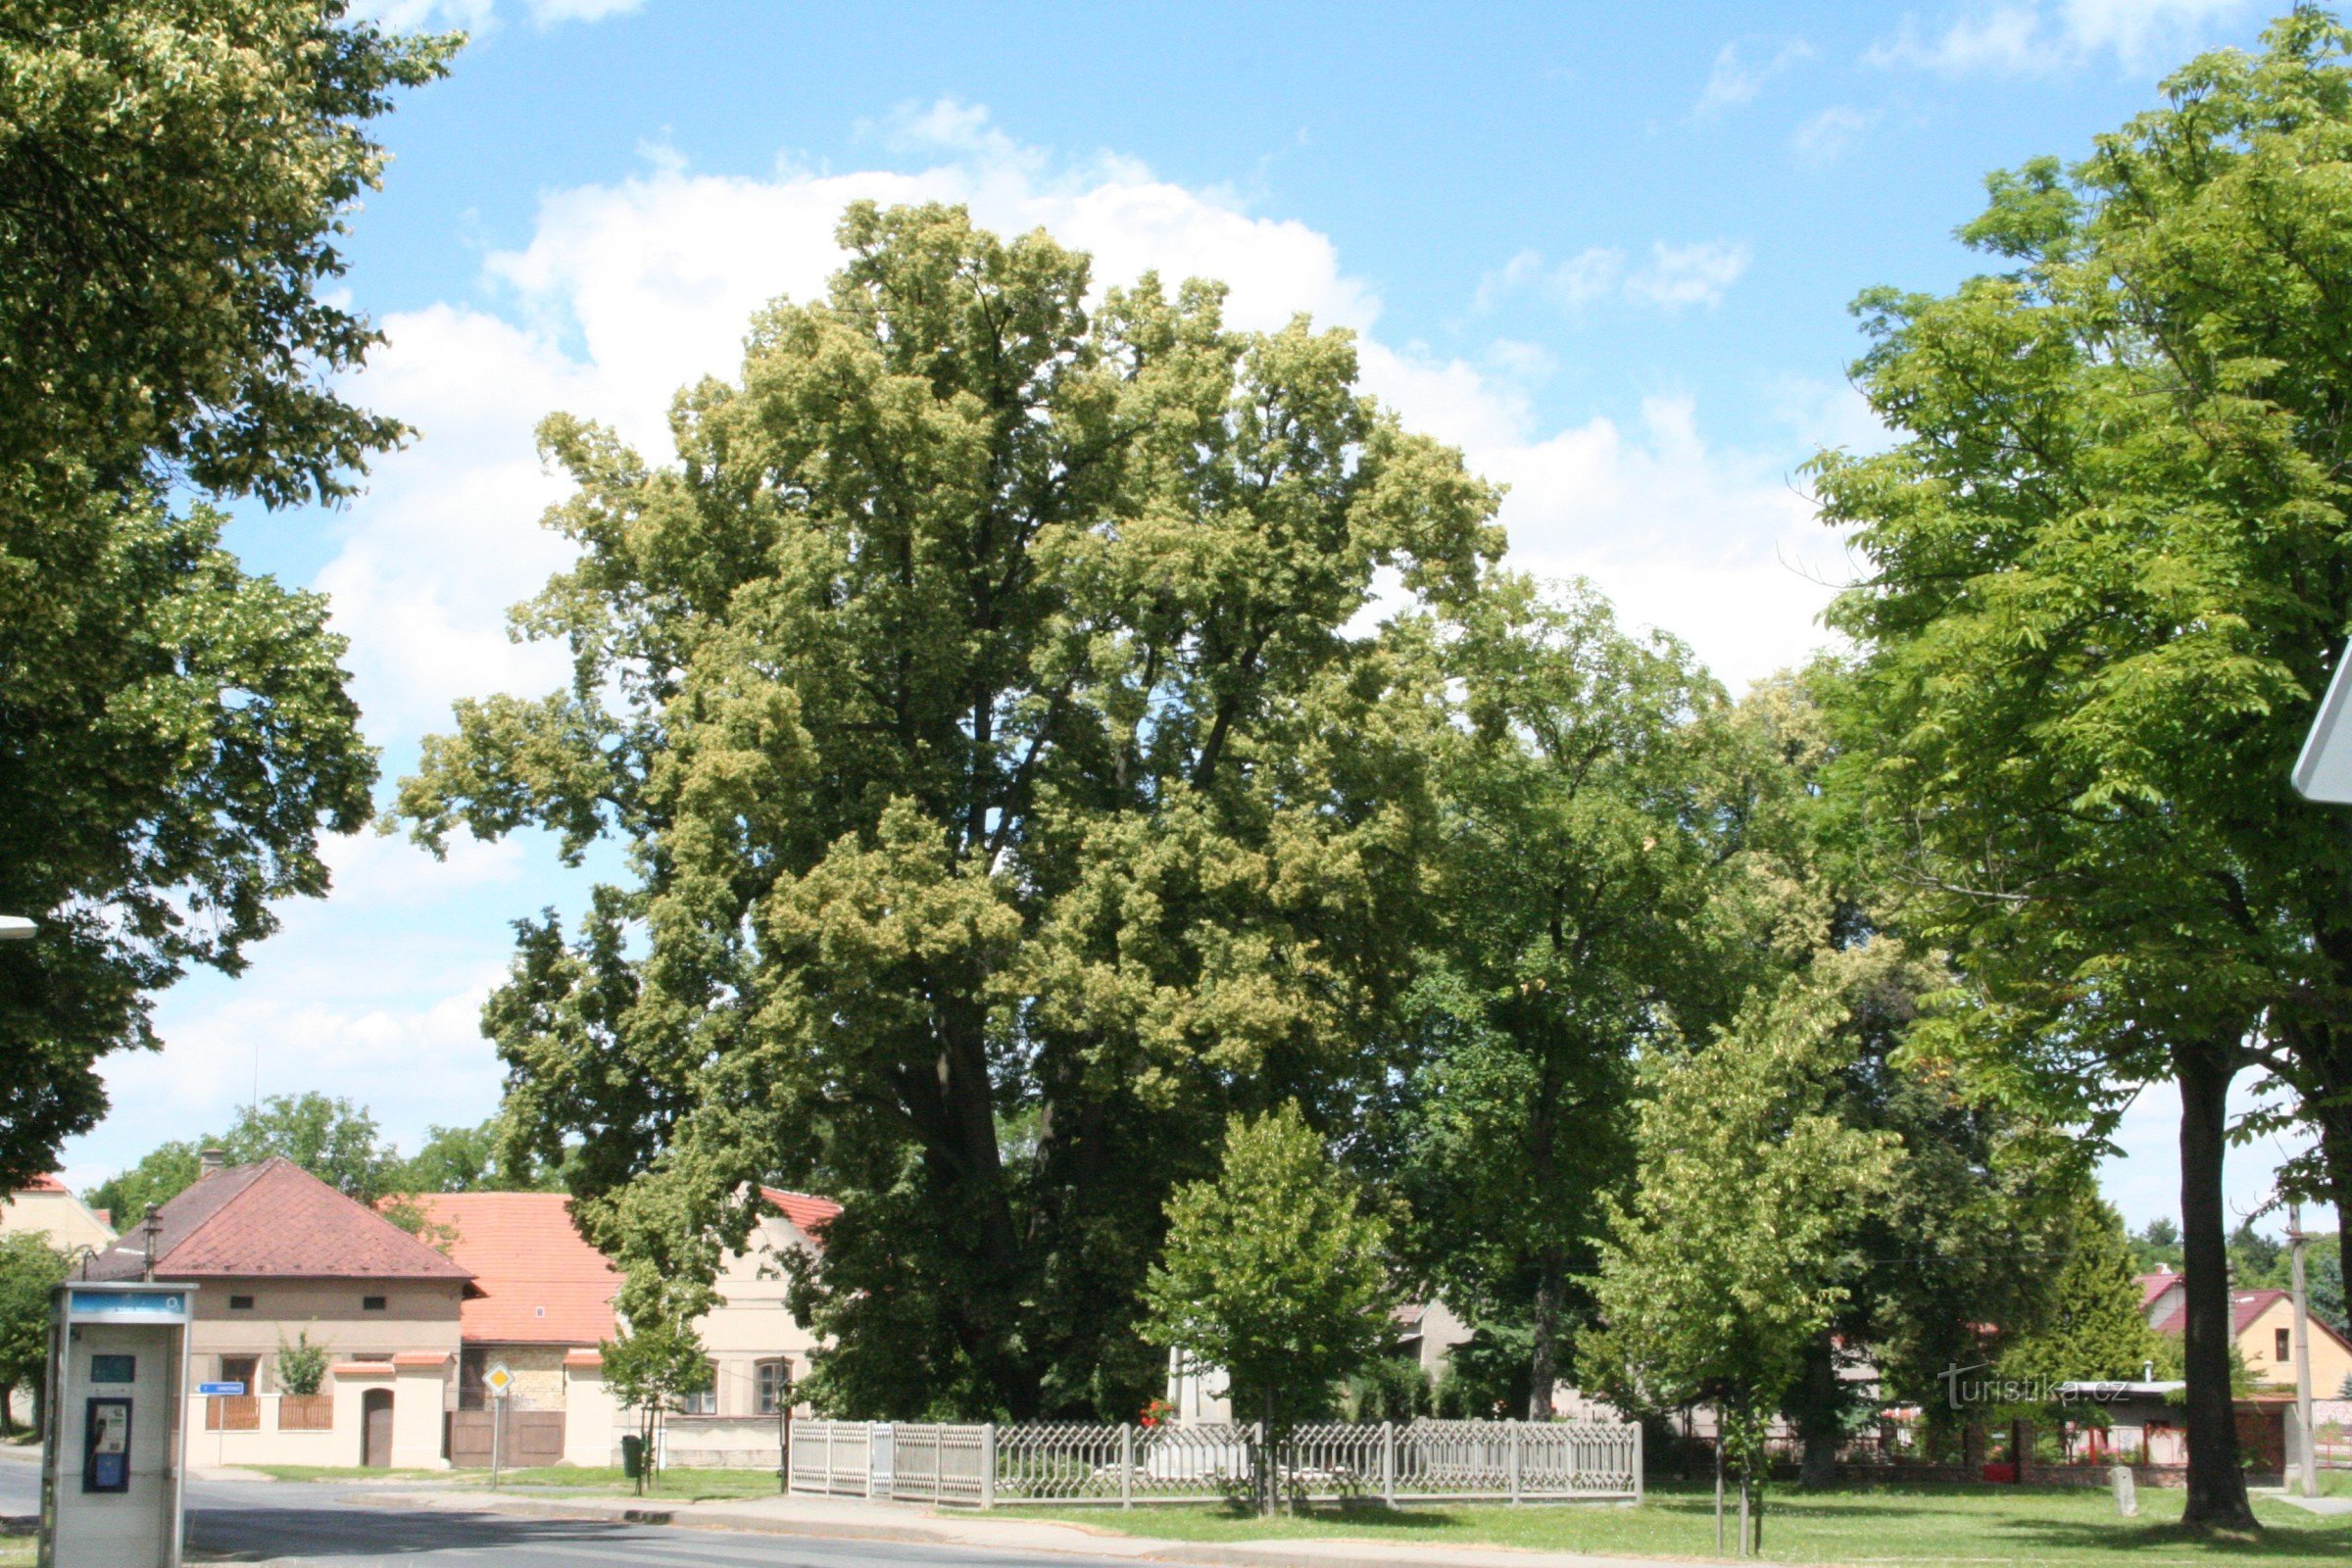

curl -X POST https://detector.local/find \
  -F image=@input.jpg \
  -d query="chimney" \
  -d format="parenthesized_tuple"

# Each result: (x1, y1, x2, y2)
(197, 1147, 226, 1179)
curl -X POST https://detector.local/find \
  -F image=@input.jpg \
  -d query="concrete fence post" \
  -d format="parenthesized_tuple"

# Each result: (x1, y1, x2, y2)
(1633, 1420, 1645, 1504)
(1508, 1421, 1523, 1506)
(1381, 1421, 1396, 1508)
(981, 1423, 997, 1510)
(1121, 1423, 1135, 1509)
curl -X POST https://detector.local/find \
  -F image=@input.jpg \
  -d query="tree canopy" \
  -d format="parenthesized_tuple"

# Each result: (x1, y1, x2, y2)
(1142, 1102, 1392, 1439)
(1807, 12, 2352, 1527)
(397, 200, 1500, 1419)
(0, 1, 457, 1186)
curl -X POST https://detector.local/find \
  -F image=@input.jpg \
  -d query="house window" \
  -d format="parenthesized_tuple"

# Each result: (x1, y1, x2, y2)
(362, 1296, 387, 1312)
(228, 1295, 255, 1311)
(677, 1363, 718, 1415)
(2278, 1327, 2293, 1362)
(757, 1359, 791, 1415)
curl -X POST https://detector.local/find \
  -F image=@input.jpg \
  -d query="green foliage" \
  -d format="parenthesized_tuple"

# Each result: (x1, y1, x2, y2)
(0, 1, 457, 1186)
(1143, 1103, 1393, 1433)
(1431, 1323, 1533, 1419)
(1815, 5, 2352, 1281)
(2001, 1197, 2159, 1389)
(392, 1117, 562, 1195)
(0, 1233, 70, 1432)
(1803, 15, 2352, 1524)
(218, 1093, 403, 1200)
(2130, 1219, 2184, 1277)
(1340, 1355, 1433, 1423)
(600, 1315, 712, 1413)
(394, 201, 1501, 1418)
(1377, 581, 1726, 1414)
(274, 1330, 327, 1396)
(87, 1101, 561, 1224)
(1587, 970, 1903, 1474)
(83, 1142, 202, 1229)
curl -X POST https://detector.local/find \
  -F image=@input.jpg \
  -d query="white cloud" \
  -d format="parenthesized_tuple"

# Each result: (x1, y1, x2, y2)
(358, 0, 640, 30)
(1790, 105, 1882, 166)
(1477, 238, 1748, 316)
(1694, 37, 1816, 118)
(1868, 0, 2253, 76)
(1626, 240, 1752, 310)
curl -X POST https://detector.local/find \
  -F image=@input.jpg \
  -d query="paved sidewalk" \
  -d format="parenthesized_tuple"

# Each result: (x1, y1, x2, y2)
(357, 1488, 1702, 1568)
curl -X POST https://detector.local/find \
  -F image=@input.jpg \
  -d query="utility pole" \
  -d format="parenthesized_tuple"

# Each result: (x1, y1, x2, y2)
(2289, 1201, 2318, 1499)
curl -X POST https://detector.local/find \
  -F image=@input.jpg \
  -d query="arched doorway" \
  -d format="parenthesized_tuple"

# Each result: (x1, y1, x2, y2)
(362, 1388, 394, 1468)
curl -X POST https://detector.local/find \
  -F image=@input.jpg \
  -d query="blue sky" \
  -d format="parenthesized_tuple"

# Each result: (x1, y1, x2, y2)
(64, 0, 2318, 1236)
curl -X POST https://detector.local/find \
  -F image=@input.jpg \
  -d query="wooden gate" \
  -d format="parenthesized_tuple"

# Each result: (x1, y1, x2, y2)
(362, 1390, 393, 1468)
(447, 1408, 564, 1468)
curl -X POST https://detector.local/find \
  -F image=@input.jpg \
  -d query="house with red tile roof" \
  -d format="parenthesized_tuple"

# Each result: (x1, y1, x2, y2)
(2137, 1271, 2352, 1396)
(85, 1154, 473, 1470)
(395, 1185, 839, 1467)
(0, 1173, 116, 1257)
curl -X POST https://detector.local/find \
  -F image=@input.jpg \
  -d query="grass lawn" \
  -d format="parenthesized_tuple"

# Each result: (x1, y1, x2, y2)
(0, 1523, 27, 1568)
(247, 1464, 452, 1483)
(1042, 1484, 2352, 1565)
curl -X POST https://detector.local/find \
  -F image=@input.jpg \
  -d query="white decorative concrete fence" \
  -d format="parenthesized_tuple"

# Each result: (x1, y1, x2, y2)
(786, 1417, 1641, 1508)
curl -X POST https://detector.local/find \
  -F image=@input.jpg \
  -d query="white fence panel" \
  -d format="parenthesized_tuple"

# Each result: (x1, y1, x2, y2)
(791, 1417, 1641, 1508)
(787, 1420, 876, 1497)
(890, 1423, 992, 1505)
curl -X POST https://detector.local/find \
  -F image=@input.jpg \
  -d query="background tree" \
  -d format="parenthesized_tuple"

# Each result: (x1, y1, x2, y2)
(390, 1116, 562, 1195)
(1378, 580, 1723, 1418)
(1142, 1102, 1391, 1508)
(397, 201, 1499, 1419)
(1805, 15, 2352, 1527)
(0, 1232, 70, 1435)
(0, 1, 457, 1185)
(1999, 1195, 2159, 1390)
(85, 1098, 546, 1223)
(1588, 972, 1902, 1545)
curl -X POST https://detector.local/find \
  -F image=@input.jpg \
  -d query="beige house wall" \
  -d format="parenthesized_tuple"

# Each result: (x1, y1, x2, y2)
(693, 1213, 826, 1419)
(170, 1277, 464, 1469)
(563, 1359, 617, 1467)
(0, 1188, 115, 1256)
(2238, 1297, 2352, 1396)
(181, 1278, 466, 1390)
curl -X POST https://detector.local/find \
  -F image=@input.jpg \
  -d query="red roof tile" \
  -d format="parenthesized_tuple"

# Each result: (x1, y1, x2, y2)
(2137, 1270, 2180, 1310)
(24, 1174, 67, 1194)
(398, 1193, 621, 1347)
(760, 1188, 840, 1243)
(85, 1159, 471, 1284)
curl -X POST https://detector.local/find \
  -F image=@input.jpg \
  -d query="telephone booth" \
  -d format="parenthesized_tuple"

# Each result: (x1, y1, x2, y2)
(39, 1281, 197, 1568)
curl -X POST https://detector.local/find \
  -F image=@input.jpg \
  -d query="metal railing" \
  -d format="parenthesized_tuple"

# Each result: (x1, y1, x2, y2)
(787, 1417, 1641, 1508)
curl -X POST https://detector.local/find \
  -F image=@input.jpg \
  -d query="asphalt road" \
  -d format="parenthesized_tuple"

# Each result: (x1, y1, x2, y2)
(0, 1456, 1139, 1567)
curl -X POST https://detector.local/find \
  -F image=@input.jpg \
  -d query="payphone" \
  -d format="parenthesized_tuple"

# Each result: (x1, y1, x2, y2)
(40, 1282, 195, 1568)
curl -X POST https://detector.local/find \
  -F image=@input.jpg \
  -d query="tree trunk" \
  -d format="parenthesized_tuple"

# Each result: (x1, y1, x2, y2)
(2177, 1040, 2259, 1533)
(1794, 1332, 1841, 1489)
(1527, 1250, 1562, 1421)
